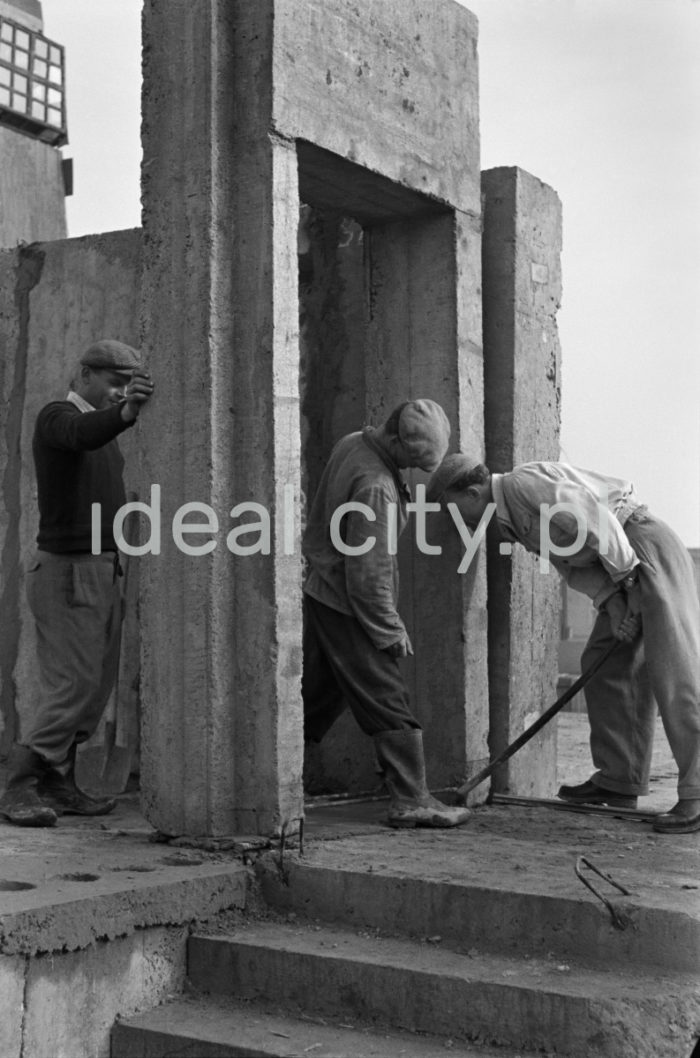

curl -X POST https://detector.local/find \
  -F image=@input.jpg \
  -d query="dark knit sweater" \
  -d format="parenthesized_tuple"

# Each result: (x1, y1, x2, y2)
(33, 401, 135, 553)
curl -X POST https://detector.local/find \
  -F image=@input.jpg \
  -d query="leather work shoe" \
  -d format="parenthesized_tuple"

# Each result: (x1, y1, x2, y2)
(0, 786, 57, 827)
(0, 744, 57, 827)
(40, 770, 116, 817)
(653, 799, 700, 834)
(557, 779, 637, 809)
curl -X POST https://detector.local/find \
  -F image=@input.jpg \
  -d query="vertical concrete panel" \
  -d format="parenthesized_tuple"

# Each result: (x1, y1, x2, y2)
(302, 208, 487, 795)
(22, 927, 186, 1058)
(0, 233, 142, 761)
(482, 166, 562, 796)
(363, 211, 488, 791)
(140, 0, 302, 836)
(0, 128, 67, 248)
(0, 246, 40, 754)
(0, 954, 24, 1057)
(299, 211, 374, 794)
(299, 211, 366, 510)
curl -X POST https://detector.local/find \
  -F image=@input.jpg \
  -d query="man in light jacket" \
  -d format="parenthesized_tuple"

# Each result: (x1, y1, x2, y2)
(303, 399, 469, 829)
(426, 454, 700, 834)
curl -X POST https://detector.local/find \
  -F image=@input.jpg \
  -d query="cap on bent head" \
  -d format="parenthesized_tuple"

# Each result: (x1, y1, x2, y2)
(80, 339, 141, 374)
(426, 452, 488, 504)
(394, 399, 451, 471)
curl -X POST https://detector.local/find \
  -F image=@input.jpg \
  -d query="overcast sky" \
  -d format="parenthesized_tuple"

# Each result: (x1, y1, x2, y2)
(40, 0, 700, 546)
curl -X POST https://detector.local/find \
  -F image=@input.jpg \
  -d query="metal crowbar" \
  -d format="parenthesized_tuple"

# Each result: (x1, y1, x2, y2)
(457, 639, 620, 801)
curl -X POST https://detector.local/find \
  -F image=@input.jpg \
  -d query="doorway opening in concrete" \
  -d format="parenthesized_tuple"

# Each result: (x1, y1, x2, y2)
(296, 141, 463, 800)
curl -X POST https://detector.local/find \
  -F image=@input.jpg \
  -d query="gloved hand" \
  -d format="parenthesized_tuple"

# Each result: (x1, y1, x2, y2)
(620, 579, 643, 640)
(384, 632, 414, 658)
(606, 590, 641, 644)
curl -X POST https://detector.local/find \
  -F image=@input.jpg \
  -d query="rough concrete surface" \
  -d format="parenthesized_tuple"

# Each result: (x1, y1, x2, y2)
(0, 798, 250, 956)
(189, 921, 698, 1058)
(0, 230, 142, 759)
(0, 127, 67, 247)
(482, 167, 563, 799)
(0, 715, 697, 1057)
(113, 992, 544, 1057)
(140, 0, 305, 838)
(272, 0, 480, 214)
(0, 795, 251, 1058)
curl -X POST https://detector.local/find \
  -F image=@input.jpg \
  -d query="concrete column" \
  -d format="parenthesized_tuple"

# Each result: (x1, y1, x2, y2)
(139, 0, 303, 836)
(365, 211, 488, 792)
(481, 166, 562, 797)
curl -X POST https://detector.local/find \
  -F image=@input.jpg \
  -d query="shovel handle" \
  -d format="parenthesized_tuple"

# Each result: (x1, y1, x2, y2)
(457, 639, 620, 800)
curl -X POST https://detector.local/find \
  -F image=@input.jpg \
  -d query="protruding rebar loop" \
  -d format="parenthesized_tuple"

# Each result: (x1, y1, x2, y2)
(575, 855, 631, 930)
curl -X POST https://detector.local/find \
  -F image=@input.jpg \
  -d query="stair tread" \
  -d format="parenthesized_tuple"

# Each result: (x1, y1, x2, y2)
(288, 828, 700, 917)
(191, 920, 698, 998)
(114, 994, 538, 1057)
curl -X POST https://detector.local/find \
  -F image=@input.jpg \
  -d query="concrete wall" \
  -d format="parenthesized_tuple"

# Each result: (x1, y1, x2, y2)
(301, 203, 487, 796)
(273, 0, 479, 215)
(139, 0, 486, 832)
(0, 927, 187, 1058)
(0, 230, 142, 764)
(0, 129, 67, 247)
(0, 0, 567, 828)
(482, 167, 562, 797)
(275, 0, 487, 797)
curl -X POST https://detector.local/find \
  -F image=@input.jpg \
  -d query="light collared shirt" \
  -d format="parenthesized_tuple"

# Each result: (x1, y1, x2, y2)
(66, 390, 95, 413)
(492, 462, 642, 608)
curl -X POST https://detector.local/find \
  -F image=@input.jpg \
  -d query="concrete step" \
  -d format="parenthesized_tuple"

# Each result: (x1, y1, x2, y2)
(256, 845, 700, 973)
(187, 922, 700, 1058)
(112, 994, 537, 1057)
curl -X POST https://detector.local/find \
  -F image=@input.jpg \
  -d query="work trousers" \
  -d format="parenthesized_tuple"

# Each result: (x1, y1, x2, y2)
(582, 511, 700, 799)
(22, 550, 123, 766)
(302, 595, 420, 742)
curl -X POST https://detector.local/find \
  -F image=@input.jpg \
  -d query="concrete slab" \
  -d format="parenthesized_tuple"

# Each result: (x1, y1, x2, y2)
(268, 803, 700, 975)
(0, 715, 694, 1058)
(189, 923, 698, 1058)
(113, 993, 540, 1058)
(0, 715, 687, 952)
(0, 794, 251, 957)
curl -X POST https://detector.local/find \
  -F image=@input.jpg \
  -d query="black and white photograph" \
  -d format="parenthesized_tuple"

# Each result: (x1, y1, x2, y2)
(0, 1, 698, 1055)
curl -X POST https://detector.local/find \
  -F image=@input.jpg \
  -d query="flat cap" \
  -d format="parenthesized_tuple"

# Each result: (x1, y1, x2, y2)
(80, 339, 141, 373)
(426, 453, 484, 504)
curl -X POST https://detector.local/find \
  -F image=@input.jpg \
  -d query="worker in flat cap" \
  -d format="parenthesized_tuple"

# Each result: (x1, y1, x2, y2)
(302, 399, 470, 829)
(0, 340, 154, 827)
(426, 454, 700, 834)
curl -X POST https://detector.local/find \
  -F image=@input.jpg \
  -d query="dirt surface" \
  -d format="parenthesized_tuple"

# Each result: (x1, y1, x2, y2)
(301, 798, 700, 913)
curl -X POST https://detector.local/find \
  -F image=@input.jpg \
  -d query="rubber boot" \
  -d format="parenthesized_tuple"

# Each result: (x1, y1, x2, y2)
(0, 744, 57, 827)
(373, 729, 471, 829)
(39, 743, 116, 817)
